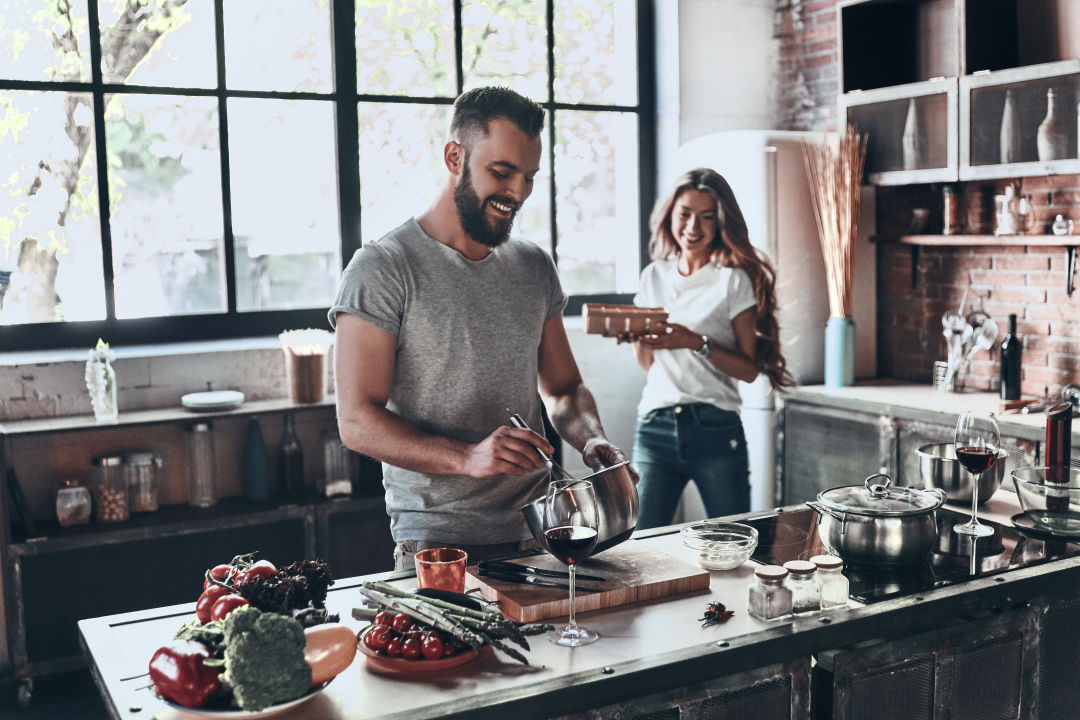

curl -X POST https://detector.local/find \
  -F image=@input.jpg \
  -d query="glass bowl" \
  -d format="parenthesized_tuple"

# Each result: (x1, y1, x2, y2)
(680, 521, 759, 570)
(1011, 466, 1080, 536)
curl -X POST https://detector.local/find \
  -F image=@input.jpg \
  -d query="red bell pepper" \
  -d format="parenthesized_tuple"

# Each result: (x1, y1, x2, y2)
(148, 640, 221, 708)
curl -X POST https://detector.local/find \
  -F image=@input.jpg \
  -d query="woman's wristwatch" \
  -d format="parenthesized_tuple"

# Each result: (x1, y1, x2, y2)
(695, 334, 713, 357)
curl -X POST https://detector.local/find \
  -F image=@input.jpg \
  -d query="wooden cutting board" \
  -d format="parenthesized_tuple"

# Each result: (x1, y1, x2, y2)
(464, 541, 710, 622)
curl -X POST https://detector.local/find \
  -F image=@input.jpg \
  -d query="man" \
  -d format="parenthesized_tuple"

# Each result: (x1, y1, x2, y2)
(329, 86, 632, 570)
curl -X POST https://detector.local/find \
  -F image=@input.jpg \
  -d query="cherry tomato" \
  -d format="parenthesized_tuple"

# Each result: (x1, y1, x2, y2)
(235, 560, 277, 585)
(400, 637, 422, 660)
(372, 611, 394, 627)
(421, 633, 444, 660)
(196, 585, 230, 624)
(203, 564, 234, 590)
(390, 613, 413, 633)
(209, 594, 249, 621)
(364, 625, 392, 652)
(385, 636, 402, 657)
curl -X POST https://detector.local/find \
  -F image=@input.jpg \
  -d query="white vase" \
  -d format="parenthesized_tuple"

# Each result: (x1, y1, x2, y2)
(1037, 88, 1067, 161)
(902, 98, 921, 170)
(999, 89, 1020, 164)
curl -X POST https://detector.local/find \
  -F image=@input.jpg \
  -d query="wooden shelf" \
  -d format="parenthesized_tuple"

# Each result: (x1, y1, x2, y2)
(874, 234, 1079, 246)
(0, 396, 336, 437)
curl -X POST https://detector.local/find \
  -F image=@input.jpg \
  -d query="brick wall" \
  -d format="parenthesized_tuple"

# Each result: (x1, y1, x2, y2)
(777, 0, 1080, 400)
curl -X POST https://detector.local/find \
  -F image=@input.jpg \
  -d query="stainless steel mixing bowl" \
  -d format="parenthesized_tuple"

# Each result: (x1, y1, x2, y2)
(915, 442, 1006, 504)
(520, 460, 638, 556)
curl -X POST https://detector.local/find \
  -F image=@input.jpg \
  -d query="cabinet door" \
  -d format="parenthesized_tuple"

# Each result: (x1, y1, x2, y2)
(19, 518, 307, 665)
(316, 500, 395, 578)
(781, 403, 896, 505)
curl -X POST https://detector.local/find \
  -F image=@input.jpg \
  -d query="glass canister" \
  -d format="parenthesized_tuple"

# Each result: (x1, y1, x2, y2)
(55, 478, 92, 527)
(186, 421, 218, 508)
(91, 453, 129, 523)
(320, 429, 353, 497)
(783, 560, 821, 614)
(810, 554, 849, 610)
(124, 451, 162, 513)
(748, 565, 793, 621)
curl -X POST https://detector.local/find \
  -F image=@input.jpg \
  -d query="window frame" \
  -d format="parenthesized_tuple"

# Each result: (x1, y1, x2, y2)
(0, 0, 655, 351)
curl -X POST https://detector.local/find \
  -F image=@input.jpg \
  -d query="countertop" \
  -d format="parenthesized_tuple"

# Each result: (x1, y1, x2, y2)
(787, 380, 1075, 442)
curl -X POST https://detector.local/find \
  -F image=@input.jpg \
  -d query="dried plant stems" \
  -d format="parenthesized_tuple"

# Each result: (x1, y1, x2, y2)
(802, 125, 868, 318)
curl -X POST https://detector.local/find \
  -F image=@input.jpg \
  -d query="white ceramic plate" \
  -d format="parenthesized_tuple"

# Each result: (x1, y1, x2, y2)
(157, 684, 327, 718)
(181, 390, 245, 411)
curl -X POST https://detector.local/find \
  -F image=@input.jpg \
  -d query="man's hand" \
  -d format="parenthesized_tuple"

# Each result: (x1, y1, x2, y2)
(462, 426, 553, 479)
(581, 438, 640, 485)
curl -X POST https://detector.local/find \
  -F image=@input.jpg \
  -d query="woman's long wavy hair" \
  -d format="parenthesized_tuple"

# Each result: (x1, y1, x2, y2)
(648, 168, 795, 391)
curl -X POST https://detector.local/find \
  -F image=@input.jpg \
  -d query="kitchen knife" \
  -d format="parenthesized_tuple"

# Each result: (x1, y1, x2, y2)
(478, 559, 607, 583)
(477, 568, 603, 593)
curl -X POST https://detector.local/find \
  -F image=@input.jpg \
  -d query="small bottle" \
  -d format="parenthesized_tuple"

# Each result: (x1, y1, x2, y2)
(810, 555, 849, 610)
(784, 560, 821, 614)
(243, 417, 271, 501)
(748, 565, 793, 621)
(186, 421, 218, 507)
(278, 412, 304, 499)
(942, 184, 964, 235)
(999, 314, 1022, 401)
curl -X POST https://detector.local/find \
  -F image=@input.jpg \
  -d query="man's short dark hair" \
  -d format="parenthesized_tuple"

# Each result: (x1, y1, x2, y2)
(450, 86, 544, 149)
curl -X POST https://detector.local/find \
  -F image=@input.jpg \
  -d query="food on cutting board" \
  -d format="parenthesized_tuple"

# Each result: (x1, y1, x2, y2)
(356, 580, 553, 665)
(148, 554, 356, 711)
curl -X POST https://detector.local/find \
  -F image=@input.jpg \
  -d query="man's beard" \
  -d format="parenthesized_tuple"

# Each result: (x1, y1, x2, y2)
(454, 163, 516, 248)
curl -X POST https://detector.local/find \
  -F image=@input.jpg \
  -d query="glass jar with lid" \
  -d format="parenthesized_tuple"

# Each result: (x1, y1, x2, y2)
(748, 565, 793, 621)
(811, 554, 849, 610)
(783, 560, 821, 614)
(55, 478, 92, 527)
(186, 422, 217, 507)
(91, 453, 128, 523)
(124, 451, 162, 513)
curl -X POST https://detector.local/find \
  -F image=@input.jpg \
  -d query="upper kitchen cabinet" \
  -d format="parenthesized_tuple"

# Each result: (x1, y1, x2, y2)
(839, 0, 961, 185)
(839, 0, 1080, 185)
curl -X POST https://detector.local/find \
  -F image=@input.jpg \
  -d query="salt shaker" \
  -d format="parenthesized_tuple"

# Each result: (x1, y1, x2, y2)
(783, 560, 821, 614)
(810, 554, 849, 610)
(186, 421, 218, 507)
(748, 565, 793, 621)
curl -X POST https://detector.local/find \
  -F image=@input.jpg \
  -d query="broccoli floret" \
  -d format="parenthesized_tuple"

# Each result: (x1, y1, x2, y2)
(221, 606, 311, 711)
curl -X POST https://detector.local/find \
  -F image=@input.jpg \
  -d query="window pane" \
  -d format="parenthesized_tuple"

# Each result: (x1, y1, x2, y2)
(99, 0, 215, 87)
(357, 102, 448, 243)
(1, 91, 104, 324)
(228, 98, 340, 312)
(355, 1, 455, 97)
(105, 94, 223, 319)
(0, 0, 91, 82)
(554, 110, 639, 295)
(224, 0, 332, 93)
(462, 0, 547, 99)
(554, 0, 638, 105)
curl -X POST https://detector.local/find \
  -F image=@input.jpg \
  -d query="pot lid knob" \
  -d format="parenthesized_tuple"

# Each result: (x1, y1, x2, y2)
(864, 473, 892, 497)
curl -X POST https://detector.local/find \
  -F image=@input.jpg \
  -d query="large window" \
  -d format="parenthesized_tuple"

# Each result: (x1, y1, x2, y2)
(0, 0, 654, 351)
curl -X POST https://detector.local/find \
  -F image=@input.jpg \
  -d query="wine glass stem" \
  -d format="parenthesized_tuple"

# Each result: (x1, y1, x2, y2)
(567, 564, 577, 632)
(968, 470, 981, 524)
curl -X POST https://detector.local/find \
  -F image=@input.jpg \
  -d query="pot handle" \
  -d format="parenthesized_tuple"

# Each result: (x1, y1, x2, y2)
(805, 500, 835, 522)
(922, 487, 948, 507)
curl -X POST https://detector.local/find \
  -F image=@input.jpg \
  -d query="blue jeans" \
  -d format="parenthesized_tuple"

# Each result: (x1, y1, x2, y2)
(632, 403, 750, 529)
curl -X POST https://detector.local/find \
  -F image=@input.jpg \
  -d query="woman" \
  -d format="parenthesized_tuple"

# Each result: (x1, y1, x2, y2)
(630, 167, 794, 529)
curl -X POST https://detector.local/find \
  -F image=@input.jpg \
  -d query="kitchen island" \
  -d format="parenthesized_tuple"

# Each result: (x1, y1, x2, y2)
(79, 496, 1080, 720)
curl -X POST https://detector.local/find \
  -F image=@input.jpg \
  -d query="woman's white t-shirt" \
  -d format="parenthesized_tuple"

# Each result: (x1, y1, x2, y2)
(634, 258, 757, 416)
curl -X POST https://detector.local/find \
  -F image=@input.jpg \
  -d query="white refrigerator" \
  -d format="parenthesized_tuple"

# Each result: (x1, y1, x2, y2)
(672, 130, 877, 511)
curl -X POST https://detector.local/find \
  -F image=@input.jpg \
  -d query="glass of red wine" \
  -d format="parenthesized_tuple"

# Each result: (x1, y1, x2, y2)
(953, 410, 1000, 537)
(543, 478, 600, 647)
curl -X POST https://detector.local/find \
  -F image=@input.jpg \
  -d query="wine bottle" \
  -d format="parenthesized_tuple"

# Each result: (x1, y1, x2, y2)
(999, 314, 1021, 401)
(242, 417, 271, 501)
(278, 411, 305, 499)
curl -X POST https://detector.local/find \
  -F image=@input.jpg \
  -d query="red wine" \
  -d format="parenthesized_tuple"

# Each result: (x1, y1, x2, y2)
(955, 446, 996, 475)
(545, 525, 598, 565)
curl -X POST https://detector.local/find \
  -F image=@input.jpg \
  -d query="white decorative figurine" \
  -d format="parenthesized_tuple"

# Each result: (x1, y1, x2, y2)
(84, 338, 118, 422)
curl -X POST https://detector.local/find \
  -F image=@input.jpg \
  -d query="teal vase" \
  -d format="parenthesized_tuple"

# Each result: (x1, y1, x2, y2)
(825, 316, 856, 387)
(243, 417, 271, 501)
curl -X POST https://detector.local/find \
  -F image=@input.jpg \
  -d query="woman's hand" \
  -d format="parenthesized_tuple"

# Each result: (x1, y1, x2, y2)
(635, 322, 702, 352)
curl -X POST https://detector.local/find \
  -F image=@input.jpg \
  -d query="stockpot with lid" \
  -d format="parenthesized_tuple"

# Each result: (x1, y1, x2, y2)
(806, 473, 947, 564)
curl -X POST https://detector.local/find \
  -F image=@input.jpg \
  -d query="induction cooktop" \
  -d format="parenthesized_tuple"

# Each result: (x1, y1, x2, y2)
(742, 506, 1080, 604)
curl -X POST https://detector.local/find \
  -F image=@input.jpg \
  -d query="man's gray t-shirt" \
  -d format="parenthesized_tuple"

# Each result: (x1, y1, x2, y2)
(328, 218, 567, 543)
